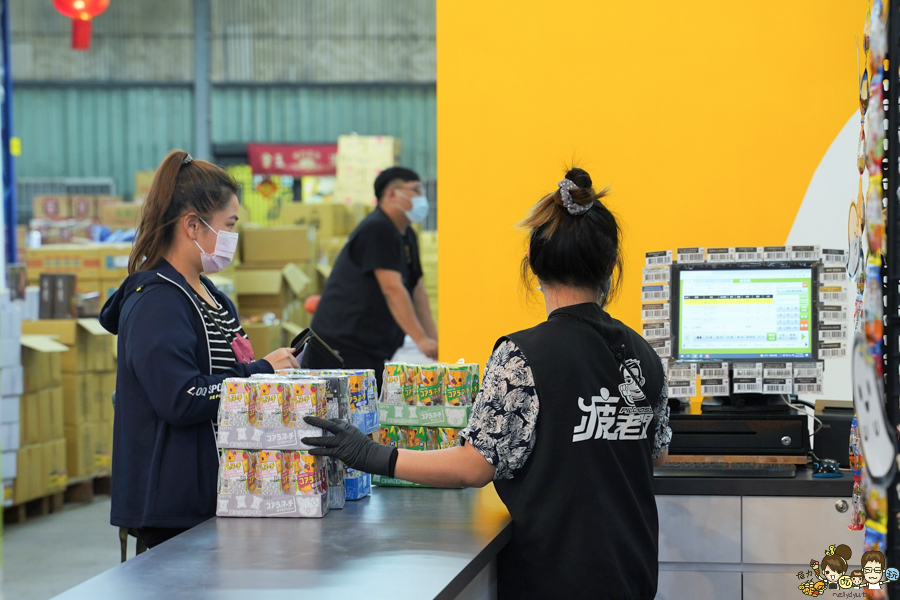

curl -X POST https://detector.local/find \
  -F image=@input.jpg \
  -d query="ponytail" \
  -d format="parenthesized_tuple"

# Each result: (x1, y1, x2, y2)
(519, 167, 623, 306)
(129, 150, 239, 273)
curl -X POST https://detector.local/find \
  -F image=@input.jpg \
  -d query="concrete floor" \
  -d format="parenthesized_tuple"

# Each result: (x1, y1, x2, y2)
(2, 497, 125, 600)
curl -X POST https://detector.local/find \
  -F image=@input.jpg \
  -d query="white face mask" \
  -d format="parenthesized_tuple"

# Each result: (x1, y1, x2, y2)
(194, 217, 238, 274)
(405, 195, 430, 224)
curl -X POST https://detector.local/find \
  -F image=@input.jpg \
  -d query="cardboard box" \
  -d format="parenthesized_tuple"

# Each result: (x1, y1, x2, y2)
(49, 386, 64, 440)
(97, 243, 132, 280)
(99, 202, 142, 230)
(21, 335, 67, 392)
(20, 393, 39, 445)
(280, 203, 354, 239)
(318, 236, 348, 267)
(32, 195, 70, 219)
(91, 421, 111, 472)
(70, 195, 96, 219)
(241, 226, 317, 266)
(235, 264, 313, 326)
(84, 373, 102, 422)
(37, 389, 52, 443)
(1, 395, 20, 424)
(99, 372, 116, 422)
(65, 424, 93, 478)
(1, 365, 23, 397)
(95, 195, 123, 215)
(134, 171, 155, 198)
(22, 319, 113, 373)
(26, 244, 101, 281)
(61, 374, 91, 426)
(14, 445, 32, 503)
(52, 274, 78, 319)
(44, 438, 67, 493)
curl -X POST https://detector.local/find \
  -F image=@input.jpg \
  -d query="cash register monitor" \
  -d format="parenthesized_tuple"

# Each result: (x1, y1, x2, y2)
(672, 264, 817, 361)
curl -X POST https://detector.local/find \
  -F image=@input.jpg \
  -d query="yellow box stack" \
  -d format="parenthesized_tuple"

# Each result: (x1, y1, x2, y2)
(22, 319, 115, 480)
(13, 336, 69, 504)
(23, 242, 132, 308)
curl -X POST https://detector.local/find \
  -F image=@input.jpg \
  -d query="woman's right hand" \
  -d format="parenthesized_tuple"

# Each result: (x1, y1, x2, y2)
(263, 347, 300, 371)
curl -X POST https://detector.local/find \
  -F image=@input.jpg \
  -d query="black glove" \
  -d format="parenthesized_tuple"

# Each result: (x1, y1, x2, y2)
(302, 416, 398, 477)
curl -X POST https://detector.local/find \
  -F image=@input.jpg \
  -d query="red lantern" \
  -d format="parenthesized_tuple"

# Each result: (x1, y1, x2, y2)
(52, 0, 110, 51)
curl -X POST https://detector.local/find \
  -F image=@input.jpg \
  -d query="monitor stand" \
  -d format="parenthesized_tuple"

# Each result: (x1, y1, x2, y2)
(701, 394, 791, 414)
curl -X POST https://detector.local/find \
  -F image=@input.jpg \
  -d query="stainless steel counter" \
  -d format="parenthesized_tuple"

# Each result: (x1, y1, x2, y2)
(52, 487, 512, 600)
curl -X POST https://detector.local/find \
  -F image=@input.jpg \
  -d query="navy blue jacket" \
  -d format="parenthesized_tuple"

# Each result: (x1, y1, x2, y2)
(99, 259, 273, 529)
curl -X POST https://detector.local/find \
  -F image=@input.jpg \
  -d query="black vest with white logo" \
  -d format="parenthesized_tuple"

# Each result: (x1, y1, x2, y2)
(494, 302, 665, 600)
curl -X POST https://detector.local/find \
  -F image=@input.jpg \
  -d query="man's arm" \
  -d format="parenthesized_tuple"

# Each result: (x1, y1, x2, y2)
(374, 269, 438, 359)
(412, 279, 438, 340)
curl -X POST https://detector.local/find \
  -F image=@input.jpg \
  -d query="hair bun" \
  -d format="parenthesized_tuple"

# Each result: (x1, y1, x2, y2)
(565, 167, 593, 190)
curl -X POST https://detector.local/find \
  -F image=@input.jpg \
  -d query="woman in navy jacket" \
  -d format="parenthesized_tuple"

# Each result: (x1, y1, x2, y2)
(100, 150, 299, 548)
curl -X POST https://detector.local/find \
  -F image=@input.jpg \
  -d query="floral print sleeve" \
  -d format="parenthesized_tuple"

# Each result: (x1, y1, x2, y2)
(652, 377, 672, 459)
(459, 340, 539, 480)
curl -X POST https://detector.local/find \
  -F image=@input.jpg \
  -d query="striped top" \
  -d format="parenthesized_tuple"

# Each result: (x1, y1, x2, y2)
(194, 286, 248, 374)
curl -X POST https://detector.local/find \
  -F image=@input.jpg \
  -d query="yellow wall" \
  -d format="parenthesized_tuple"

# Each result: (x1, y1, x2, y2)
(437, 1, 862, 365)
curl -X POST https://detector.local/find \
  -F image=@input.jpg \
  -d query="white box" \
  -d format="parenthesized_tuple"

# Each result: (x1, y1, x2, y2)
(1, 395, 20, 424)
(23, 287, 40, 322)
(0, 337, 19, 368)
(0, 294, 22, 341)
(1, 366, 23, 397)
(0, 423, 19, 451)
(2, 450, 16, 479)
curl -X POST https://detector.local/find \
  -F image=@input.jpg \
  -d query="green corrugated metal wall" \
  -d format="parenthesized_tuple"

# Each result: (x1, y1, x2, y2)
(211, 86, 436, 177)
(13, 86, 194, 196)
(12, 85, 436, 199)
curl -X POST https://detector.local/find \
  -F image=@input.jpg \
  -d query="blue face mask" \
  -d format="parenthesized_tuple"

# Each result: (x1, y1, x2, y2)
(405, 195, 430, 223)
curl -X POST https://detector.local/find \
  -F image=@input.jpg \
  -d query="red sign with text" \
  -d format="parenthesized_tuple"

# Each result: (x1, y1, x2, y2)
(247, 143, 338, 176)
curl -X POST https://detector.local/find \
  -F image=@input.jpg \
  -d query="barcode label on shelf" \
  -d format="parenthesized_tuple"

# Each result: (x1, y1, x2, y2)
(668, 380, 696, 398)
(645, 250, 673, 267)
(818, 323, 848, 340)
(818, 342, 847, 359)
(700, 379, 730, 396)
(791, 245, 820, 261)
(641, 284, 670, 302)
(642, 303, 670, 321)
(762, 378, 793, 394)
(819, 267, 848, 283)
(763, 246, 791, 261)
(642, 322, 670, 340)
(819, 305, 848, 322)
(649, 339, 671, 358)
(735, 246, 764, 262)
(793, 377, 823, 394)
(821, 248, 848, 265)
(699, 362, 729, 378)
(732, 377, 763, 394)
(733, 362, 763, 378)
(763, 362, 793, 378)
(642, 267, 671, 284)
(706, 247, 734, 263)
(668, 362, 697, 380)
(793, 361, 824, 378)
(676, 247, 705, 263)
(819, 287, 847, 302)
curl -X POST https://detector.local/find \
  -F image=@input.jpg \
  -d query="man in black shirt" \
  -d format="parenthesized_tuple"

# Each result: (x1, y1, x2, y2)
(304, 167, 438, 388)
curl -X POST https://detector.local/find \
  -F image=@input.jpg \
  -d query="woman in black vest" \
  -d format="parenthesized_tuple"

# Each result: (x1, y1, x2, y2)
(304, 168, 671, 600)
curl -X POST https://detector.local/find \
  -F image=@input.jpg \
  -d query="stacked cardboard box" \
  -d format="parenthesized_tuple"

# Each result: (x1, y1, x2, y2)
(30, 195, 126, 243)
(24, 243, 131, 310)
(236, 226, 319, 355)
(1, 292, 24, 504)
(419, 232, 438, 327)
(22, 319, 115, 480)
(333, 135, 400, 206)
(8, 335, 69, 505)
